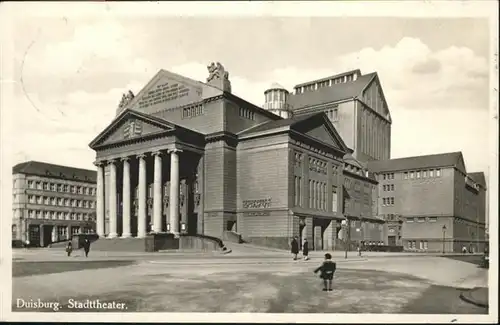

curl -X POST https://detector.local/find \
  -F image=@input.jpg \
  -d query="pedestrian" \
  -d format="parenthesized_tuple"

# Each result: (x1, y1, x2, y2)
(66, 241, 73, 257)
(302, 238, 309, 261)
(314, 253, 337, 291)
(462, 245, 467, 254)
(290, 236, 299, 260)
(357, 245, 362, 257)
(83, 238, 91, 258)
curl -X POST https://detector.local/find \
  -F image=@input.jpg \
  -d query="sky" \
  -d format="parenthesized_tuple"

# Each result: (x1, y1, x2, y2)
(1, 4, 496, 182)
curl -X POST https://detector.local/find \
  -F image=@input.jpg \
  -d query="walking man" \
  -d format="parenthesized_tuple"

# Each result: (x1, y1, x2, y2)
(83, 238, 91, 258)
(291, 236, 299, 260)
(302, 238, 310, 261)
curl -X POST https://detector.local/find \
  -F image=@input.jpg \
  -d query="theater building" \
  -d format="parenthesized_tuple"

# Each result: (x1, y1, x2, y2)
(367, 152, 488, 252)
(89, 63, 390, 250)
(12, 161, 97, 247)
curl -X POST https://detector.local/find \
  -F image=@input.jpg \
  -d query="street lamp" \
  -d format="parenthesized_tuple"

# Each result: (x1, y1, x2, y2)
(442, 224, 447, 254)
(341, 219, 350, 259)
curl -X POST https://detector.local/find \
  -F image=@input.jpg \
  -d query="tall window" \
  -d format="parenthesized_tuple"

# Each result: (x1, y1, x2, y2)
(429, 169, 434, 177)
(422, 170, 427, 178)
(404, 172, 408, 179)
(332, 186, 338, 212)
(436, 169, 441, 177)
(416, 171, 421, 178)
(309, 180, 313, 208)
(410, 172, 414, 179)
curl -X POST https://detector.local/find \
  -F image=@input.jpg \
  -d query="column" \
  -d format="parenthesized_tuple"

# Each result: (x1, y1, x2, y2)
(121, 157, 132, 238)
(94, 161, 105, 237)
(153, 151, 163, 233)
(108, 160, 118, 238)
(51, 226, 57, 243)
(137, 154, 147, 238)
(39, 225, 44, 247)
(169, 149, 181, 236)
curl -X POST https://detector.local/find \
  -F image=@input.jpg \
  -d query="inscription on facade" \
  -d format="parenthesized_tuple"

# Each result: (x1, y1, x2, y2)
(242, 198, 272, 209)
(245, 211, 271, 217)
(138, 82, 191, 109)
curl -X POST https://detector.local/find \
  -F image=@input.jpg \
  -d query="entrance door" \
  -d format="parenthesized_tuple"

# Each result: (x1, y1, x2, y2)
(188, 213, 198, 235)
(28, 225, 40, 247)
(388, 236, 396, 246)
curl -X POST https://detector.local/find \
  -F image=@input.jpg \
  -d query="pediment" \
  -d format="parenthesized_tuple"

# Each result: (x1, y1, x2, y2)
(89, 110, 175, 149)
(122, 69, 208, 115)
(293, 113, 349, 153)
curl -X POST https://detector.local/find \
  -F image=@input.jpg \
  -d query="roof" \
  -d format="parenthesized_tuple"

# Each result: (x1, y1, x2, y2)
(265, 82, 288, 93)
(12, 161, 97, 183)
(294, 69, 362, 88)
(366, 152, 464, 173)
(288, 72, 376, 110)
(238, 112, 313, 136)
(468, 172, 487, 187)
(237, 111, 350, 153)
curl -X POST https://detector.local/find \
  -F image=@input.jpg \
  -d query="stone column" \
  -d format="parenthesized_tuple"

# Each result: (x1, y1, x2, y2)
(137, 154, 147, 238)
(39, 224, 44, 247)
(94, 161, 105, 237)
(169, 149, 181, 236)
(121, 157, 132, 238)
(153, 151, 163, 233)
(108, 160, 118, 238)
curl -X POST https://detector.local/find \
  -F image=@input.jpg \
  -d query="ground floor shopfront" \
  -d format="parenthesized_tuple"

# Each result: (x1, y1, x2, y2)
(23, 222, 94, 247)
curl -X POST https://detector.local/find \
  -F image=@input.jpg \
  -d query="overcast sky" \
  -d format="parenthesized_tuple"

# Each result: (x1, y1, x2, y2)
(1, 3, 496, 181)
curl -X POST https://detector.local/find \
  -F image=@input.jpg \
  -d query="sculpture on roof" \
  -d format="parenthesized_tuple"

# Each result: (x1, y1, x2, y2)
(118, 90, 135, 108)
(207, 62, 229, 82)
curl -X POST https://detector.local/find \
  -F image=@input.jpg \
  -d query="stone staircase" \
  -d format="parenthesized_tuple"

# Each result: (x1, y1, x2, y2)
(86, 238, 146, 252)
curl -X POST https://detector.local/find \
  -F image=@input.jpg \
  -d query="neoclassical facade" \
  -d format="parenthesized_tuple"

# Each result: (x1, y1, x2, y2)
(88, 63, 379, 250)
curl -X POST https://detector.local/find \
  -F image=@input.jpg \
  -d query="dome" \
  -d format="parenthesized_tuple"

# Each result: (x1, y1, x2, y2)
(264, 82, 288, 93)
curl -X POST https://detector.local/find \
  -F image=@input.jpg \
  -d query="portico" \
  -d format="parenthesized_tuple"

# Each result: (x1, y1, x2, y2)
(89, 109, 205, 238)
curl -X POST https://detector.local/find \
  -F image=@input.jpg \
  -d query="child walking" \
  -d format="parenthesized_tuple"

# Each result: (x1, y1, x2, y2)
(314, 253, 337, 291)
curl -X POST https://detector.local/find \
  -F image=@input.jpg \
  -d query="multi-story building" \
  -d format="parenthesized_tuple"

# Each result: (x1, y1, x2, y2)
(12, 161, 97, 247)
(289, 69, 392, 163)
(367, 152, 487, 253)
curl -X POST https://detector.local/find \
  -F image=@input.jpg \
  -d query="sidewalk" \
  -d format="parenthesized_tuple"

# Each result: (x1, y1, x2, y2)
(460, 287, 489, 308)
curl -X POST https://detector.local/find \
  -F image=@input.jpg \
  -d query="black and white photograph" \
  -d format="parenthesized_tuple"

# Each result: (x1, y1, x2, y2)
(0, 1, 498, 323)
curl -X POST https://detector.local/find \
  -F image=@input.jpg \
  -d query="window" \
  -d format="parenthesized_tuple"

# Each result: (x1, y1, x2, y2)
(50, 183, 56, 191)
(43, 197, 49, 205)
(28, 195, 35, 203)
(404, 172, 408, 179)
(383, 174, 387, 180)
(417, 217, 425, 223)
(383, 185, 386, 191)
(419, 241, 424, 250)
(390, 197, 394, 205)
(35, 211, 41, 219)
(410, 172, 414, 179)
(28, 210, 34, 218)
(407, 217, 415, 223)
(429, 169, 434, 177)
(63, 185, 68, 192)
(422, 170, 427, 178)
(57, 212, 63, 220)
(50, 211, 56, 219)
(383, 198, 387, 206)
(390, 173, 395, 179)
(43, 182, 48, 190)
(428, 217, 437, 222)
(436, 169, 441, 177)
(28, 180, 34, 188)
(416, 171, 421, 178)
(332, 186, 338, 212)
(36, 196, 42, 204)
(44, 211, 50, 219)
(423, 241, 428, 250)
(57, 184, 63, 192)
(390, 184, 395, 191)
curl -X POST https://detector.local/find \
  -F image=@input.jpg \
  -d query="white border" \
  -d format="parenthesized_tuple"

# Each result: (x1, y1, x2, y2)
(0, 1, 498, 323)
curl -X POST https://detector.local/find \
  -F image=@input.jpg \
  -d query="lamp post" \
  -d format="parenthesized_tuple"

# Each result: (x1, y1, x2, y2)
(442, 224, 447, 254)
(341, 219, 349, 259)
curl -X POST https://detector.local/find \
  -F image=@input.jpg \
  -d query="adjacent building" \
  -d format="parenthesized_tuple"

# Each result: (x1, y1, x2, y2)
(12, 161, 97, 247)
(367, 153, 487, 253)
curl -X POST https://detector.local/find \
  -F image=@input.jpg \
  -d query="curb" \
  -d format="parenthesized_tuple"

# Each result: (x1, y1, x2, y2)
(459, 289, 488, 308)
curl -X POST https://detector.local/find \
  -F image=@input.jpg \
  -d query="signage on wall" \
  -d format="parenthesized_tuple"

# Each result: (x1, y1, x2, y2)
(245, 211, 271, 217)
(242, 198, 272, 209)
(138, 82, 191, 109)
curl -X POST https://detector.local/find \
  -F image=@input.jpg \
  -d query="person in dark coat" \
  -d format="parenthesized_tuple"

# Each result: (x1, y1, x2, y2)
(314, 253, 337, 291)
(66, 241, 73, 257)
(290, 236, 299, 260)
(302, 238, 309, 260)
(83, 238, 91, 258)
